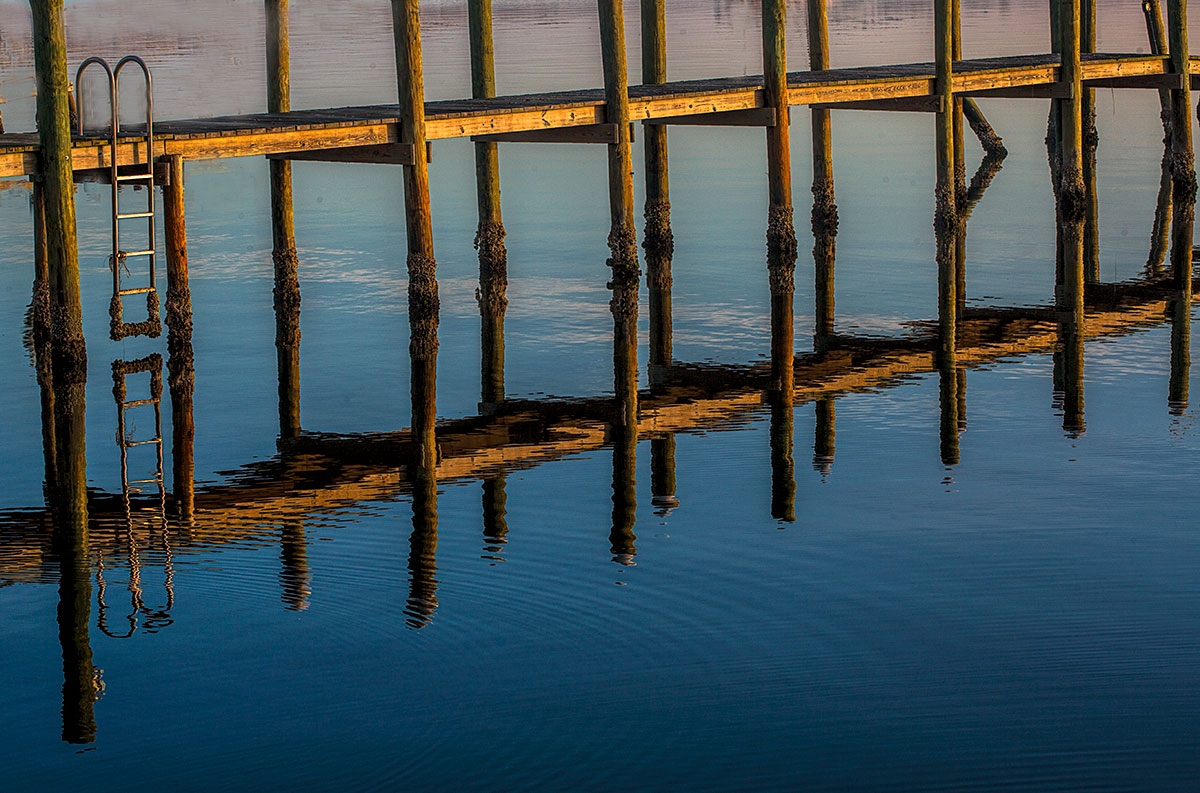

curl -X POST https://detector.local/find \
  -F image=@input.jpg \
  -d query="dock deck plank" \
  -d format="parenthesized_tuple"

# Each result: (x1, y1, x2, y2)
(0, 53, 1190, 178)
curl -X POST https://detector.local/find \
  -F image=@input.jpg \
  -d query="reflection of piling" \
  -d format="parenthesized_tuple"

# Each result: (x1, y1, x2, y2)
(598, 0, 640, 428)
(769, 394, 796, 522)
(650, 435, 679, 516)
(1169, 289, 1191, 414)
(469, 0, 508, 408)
(405, 475, 439, 628)
(1055, 310, 1086, 435)
(809, 0, 837, 352)
(1165, 0, 1195, 291)
(764, 0, 796, 394)
(643, 0, 674, 385)
(813, 397, 835, 475)
(1149, 150, 1173, 273)
(266, 0, 301, 439)
(610, 418, 638, 565)
(56, 518, 96, 745)
(393, 0, 441, 476)
(938, 366, 962, 465)
(935, 0, 957, 367)
(482, 476, 509, 555)
(163, 155, 195, 524)
(279, 521, 311, 611)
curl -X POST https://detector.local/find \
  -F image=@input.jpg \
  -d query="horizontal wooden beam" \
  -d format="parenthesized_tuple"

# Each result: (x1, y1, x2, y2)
(266, 143, 416, 165)
(643, 108, 776, 126)
(959, 83, 1073, 99)
(73, 160, 172, 186)
(812, 95, 944, 112)
(1084, 73, 1184, 90)
(471, 123, 619, 144)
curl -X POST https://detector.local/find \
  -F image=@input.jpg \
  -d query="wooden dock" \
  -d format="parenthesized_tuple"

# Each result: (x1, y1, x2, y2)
(0, 53, 1194, 178)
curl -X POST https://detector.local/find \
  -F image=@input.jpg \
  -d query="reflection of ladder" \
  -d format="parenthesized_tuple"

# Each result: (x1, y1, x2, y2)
(76, 56, 161, 341)
(112, 354, 165, 512)
(99, 353, 174, 638)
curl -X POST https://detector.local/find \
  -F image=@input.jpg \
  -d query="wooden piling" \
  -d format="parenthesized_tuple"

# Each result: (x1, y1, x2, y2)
(642, 0, 674, 384)
(951, 0, 968, 312)
(266, 0, 302, 439)
(809, 0, 837, 353)
(935, 0, 957, 367)
(1165, 0, 1195, 290)
(392, 0, 441, 477)
(31, 0, 88, 519)
(32, 184, 58, 493)
(597, 0, 640, 429)
(1057, 0, 1086, 304)
(1081, 0, 1100, 283)
(763, 0, 796, 394)
(469, 0, 508, 407)
(162, 156, 194, 524)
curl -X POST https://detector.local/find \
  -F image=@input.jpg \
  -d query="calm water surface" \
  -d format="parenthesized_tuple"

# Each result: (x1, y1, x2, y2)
(1, 1, 1198, 790)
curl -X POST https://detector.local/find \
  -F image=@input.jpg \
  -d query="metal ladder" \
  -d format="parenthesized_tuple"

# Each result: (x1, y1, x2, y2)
(76, 56, 161, 341)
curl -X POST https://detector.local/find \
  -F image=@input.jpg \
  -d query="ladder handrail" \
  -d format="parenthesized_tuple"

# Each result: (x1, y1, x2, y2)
(75, 55, 161, 340)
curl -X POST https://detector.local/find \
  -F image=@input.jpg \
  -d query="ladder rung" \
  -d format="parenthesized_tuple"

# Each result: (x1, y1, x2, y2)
(117, 286, 156, 296)
(116, 172, 153, 182)
(123, 439, 162, 448)
(127, 478, 163, 485)
(120, 249, 155, 258)
(123, 398, 158, 408)
(117, 211, 154, 219)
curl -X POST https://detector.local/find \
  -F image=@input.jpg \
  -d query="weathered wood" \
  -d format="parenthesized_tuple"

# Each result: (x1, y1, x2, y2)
(1165, 0, 1195, 290)
(597, 0, 640, 428)
(1085, 73, 1182, 89)
(392, 0, 440, 477)
(469, 0, 508, 408)
(471, 123, 619, 143)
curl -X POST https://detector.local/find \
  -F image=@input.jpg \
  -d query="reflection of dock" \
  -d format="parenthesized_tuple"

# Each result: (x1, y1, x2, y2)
(0, 274, 1192, 569)
(0, 54, 1193, 178)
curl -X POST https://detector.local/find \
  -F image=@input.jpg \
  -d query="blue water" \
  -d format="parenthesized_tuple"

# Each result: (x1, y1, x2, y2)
(1, 1, 1199, 790)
